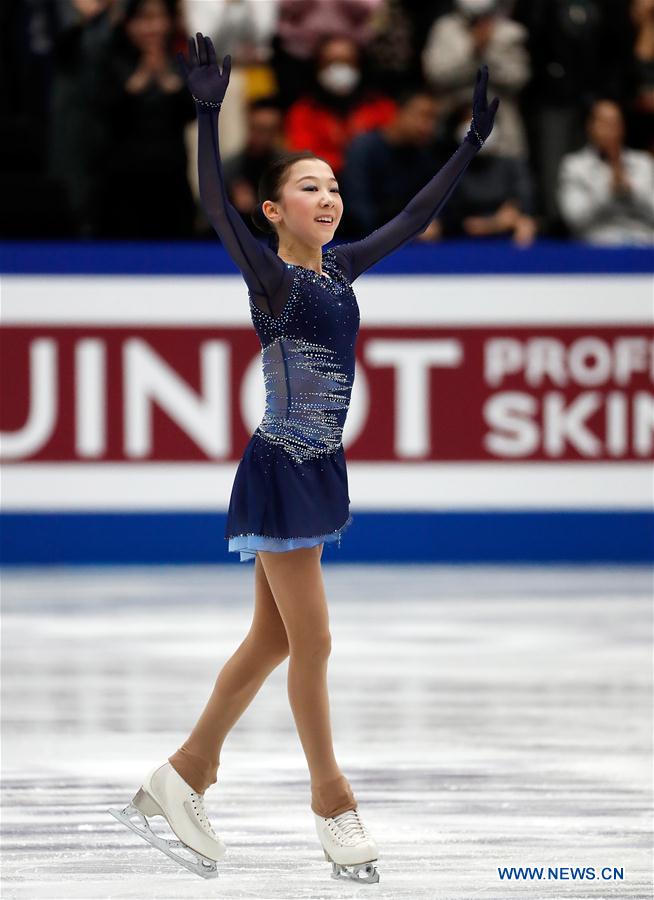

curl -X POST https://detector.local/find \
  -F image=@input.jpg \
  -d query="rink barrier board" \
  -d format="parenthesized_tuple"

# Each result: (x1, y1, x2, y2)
(1, 240, 652, 565)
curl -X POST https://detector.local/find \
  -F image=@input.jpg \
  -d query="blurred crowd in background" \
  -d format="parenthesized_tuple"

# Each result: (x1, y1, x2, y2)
(2, 0, 653, 247)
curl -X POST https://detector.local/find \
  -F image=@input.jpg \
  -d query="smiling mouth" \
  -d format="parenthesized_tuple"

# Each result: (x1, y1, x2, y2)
(315, 217, 335, 225)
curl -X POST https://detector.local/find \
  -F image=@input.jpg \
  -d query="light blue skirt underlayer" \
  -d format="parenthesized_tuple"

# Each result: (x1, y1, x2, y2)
(228, 514, 353, 562)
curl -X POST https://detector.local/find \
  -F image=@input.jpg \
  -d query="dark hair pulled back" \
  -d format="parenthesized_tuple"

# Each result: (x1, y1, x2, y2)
(250, 150, 332, 252)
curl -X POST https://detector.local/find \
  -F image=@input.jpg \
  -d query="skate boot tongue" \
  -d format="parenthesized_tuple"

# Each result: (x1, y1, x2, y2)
(189, 789, 218, 838)
(333, 809, 368, 843)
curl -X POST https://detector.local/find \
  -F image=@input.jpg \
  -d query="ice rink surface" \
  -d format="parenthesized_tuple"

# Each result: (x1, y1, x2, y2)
(1, 564, 652, 899)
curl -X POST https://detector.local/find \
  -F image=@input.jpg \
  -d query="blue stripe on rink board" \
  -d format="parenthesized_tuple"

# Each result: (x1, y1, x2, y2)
(1, 239, 652, 274)
(1, 511, 652, 566)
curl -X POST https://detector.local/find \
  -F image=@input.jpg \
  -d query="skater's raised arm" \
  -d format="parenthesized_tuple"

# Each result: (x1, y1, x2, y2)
(333, 66, 500, 283)
(178, 34, 286, 303)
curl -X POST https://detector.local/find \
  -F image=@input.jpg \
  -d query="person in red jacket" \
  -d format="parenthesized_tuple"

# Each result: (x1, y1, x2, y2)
(284, 33, 397, 174)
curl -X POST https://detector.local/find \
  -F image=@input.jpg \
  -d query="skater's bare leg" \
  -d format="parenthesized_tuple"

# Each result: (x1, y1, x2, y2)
(168, 553, 290, 792)
(257, 543, 357, 819)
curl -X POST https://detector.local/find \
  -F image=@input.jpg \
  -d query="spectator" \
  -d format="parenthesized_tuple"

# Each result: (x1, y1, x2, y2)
(0, 0, 122, 237)
(401, 0, 460, 64)
(440, 102, 537, 246)
(512, 0, 630, 233)
(363, 0, 419, 93)
(275, 0, 381, 62)
(271, 0, 383, 109)
(285, 34, 397, 175)
(182, 0, 279, 66)
(219, 96, 286, 238)
(557, 99, 654, 245)
(91, 0, 197, 238)
(340, 86, 447, 240)
(624, 0, 654, 154)
(422, 0, 530, 159)
(47, 1, 123, 236)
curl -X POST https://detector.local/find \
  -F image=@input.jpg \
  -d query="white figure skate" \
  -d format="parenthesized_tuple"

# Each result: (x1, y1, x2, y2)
(314, 807, 380, 882)
(107, 761, 226, 879)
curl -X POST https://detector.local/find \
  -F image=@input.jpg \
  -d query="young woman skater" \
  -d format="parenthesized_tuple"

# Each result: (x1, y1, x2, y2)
(108, 32, 499, 882)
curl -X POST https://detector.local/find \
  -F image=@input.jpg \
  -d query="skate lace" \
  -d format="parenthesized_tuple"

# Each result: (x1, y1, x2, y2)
(189, 789, 218, 838)
(332, 808, 370, 844)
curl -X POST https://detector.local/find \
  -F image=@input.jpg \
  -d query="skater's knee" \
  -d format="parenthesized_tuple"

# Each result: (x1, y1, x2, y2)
(290, 629, 331, 663)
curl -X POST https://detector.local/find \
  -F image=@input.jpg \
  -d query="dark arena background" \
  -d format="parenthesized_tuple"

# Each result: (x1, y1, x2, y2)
(1, 1, 652, 897)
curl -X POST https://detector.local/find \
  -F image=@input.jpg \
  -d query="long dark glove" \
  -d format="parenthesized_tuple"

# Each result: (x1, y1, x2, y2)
(463, 64, 500, 150)
(175, 33, 286, 307)
(176, 33, 232, 109)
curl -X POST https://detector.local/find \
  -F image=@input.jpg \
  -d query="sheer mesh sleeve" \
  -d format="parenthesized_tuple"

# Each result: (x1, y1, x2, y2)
(333, 140, 478, 283)
(196, 106, 286, 307)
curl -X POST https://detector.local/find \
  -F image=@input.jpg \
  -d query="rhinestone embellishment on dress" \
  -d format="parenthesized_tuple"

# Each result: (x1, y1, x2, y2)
(245, 247, 360, 464)
(257, 335, 352, 463)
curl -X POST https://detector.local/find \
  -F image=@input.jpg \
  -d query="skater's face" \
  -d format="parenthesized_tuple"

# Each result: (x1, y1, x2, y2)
(264, 158, 343, 248)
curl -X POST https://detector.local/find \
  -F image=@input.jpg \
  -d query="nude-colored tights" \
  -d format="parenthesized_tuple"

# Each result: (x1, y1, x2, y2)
(168, 546, 357, 819)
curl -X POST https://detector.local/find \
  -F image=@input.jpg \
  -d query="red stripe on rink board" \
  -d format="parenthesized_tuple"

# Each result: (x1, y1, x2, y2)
(1, 326, 652, 464)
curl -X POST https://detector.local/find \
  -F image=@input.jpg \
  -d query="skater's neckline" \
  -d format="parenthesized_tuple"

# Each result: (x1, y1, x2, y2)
(280, 255, 332, 280)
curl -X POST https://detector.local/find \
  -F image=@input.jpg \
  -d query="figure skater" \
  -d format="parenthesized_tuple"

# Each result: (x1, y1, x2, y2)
(108, 32, 499, 883)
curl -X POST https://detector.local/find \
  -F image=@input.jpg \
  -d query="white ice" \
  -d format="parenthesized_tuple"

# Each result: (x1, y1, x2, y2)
(1, 564, 652, 898)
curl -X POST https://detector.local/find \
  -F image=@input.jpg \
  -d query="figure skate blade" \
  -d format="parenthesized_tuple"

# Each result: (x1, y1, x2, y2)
(108, 802, 219, 879)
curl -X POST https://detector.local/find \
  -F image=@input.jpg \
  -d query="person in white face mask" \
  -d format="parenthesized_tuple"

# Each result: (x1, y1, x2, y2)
(285, 34, 397, 175)
(317, 58, 362, 96)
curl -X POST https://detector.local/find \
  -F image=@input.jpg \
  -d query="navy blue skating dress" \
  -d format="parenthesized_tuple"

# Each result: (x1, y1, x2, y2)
(195, 103, 480, 561)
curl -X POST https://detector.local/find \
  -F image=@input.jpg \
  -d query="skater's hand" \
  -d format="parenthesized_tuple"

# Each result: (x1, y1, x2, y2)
(177, 33, 231, 107)
(463, 64, 500, 150)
